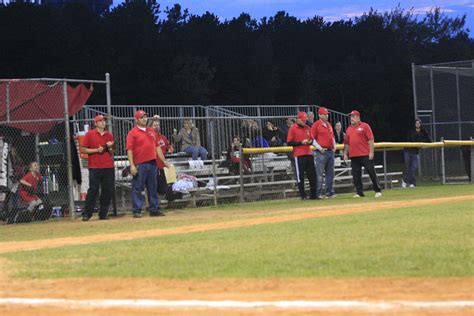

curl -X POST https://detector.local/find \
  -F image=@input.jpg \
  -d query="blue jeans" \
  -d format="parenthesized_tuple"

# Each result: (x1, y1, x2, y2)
(185, 146, 208, 160)
(132, 161, 159, 214)
(315, 150, 335, 196)
(403, 152, 419, 185)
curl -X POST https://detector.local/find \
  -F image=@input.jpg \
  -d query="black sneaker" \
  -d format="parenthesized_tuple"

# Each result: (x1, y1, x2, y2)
(82, 215, 91, 221)
(99, 216, 109, 220)
(150, 211, 165, 217)
(309, 196, 322, 200)
(133, 213, 142, 218)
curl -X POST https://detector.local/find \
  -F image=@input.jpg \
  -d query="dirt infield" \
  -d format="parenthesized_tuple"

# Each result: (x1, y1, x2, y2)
(1, 195, 473, 254)
(1, 194, 473, 315)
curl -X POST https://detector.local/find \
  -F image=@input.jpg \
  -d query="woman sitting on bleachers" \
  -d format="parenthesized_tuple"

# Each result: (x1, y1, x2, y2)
(172, 119, 208, 160)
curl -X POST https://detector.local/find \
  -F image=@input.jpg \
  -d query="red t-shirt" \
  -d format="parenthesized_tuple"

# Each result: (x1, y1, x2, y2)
(311, 120, 334, 149)
(20, 171, 40, 203)
(82, 129, 115, 169)
(287, 124, 312, 157)
(156, 133, 170, 170)
(344, 122, 374, 157)
(126, 126, 158, 165)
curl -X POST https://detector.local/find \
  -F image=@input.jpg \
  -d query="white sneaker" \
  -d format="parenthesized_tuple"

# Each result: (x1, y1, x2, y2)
(401, 180, 407, 188)
(353, 194, 361, 198)
(375, 192, 382, 198)
(409, 184, 415, 188)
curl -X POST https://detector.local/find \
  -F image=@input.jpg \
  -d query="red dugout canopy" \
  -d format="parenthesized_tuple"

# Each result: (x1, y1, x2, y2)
(0, 80, 93, 134)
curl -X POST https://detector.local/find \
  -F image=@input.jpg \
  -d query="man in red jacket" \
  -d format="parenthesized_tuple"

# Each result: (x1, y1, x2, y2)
(287, 112, 318, 200)
(343, 110, 382, 198)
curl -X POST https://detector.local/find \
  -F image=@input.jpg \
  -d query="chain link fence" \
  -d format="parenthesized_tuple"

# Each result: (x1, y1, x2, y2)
(0, 76, 110, 224)
(412, 60, 474, 182)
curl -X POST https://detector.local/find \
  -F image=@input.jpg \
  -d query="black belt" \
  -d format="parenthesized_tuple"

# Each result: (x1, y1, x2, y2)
(141, 160, 156, 165)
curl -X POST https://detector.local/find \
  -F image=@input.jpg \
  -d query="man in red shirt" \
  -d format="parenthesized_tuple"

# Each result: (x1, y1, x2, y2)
(287, 112, 318, 200)
(311, 107, 336, 198)
(343, 110, 382, 198)
(81, 115, 115, 220)
(149, 115, 173, 194)
(126, 110, 165, 217)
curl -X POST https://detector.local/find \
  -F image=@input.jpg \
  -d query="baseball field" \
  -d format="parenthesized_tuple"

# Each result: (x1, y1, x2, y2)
(0, 184, 473, 315)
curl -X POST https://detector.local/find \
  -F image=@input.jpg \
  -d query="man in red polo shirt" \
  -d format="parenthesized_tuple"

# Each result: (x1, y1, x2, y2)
(126, 110, 164, 217)
(81, 115, 115, 220)
(343, 110, 382, 198)
(287, 112, 318, 200)
(311, 107, 336, 198)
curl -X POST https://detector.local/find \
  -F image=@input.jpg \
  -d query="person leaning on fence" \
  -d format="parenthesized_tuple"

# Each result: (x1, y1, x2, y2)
(148, 115, 173, 195)
(311, 107, 336, 198)
(80, 115, 115, 221)
(343, 110, 382, 198)
(19, 161, 43, 213)
(334, 121, 345, 157)
(127, 110, 165, 218)
(287, 112, 318, 200)
(402, 119, 431, 188)
(172, 118, 208, 160)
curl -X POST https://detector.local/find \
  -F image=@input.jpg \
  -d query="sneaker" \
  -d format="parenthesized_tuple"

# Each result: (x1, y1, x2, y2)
(375, 192, 382, 198)
(327, 194, 337, 198)
(353, 194, 362, 198)
(409, 184, 415, 188)
(82, 215, 91, 221)
(301, 196, 308, 200)
(150, 211, 165, 217)
(133, 213, 142, 218)
(99, 216, 109, 220)
(309, 196, 322, 200)
(401, 180, 407, 188)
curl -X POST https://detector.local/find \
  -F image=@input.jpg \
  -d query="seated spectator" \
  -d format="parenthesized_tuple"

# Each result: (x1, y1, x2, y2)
(240, 119, 258, 148)
(227, 136, 250, 175)
(172, 118, 208, 160)
(334, 121, 345, 157)
(19, 162, 43, 212)
(279, 118, 296, 145)
(263, 121, 283, 147)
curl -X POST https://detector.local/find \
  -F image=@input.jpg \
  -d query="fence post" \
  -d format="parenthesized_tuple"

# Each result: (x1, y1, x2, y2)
(105, 73, 117, 216)
(440, 137, 445, 185)
(239, 145, 244, 203)
(383, 149, 387, 190)
(210, 118, 218, 206)
(63, 81, 76, 220)
(470, 137, 473, 184)
(6, 82, 10, 122)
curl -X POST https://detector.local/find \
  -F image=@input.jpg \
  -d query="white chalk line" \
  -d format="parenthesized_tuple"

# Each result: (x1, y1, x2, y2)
(0, 298, 473, 311)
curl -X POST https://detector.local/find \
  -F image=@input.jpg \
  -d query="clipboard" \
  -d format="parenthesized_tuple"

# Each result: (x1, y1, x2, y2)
(164, 165, 177, 184)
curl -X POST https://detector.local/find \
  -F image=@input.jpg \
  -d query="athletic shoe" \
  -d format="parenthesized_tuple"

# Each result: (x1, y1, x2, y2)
(133, 213, 142, 218)
(375, 192, 382, 198)
(99, 216, 109, 220)
(327, 194, 337, 198)
(82, 215, 91, 221)
(409, 184, 415, 188)
(310, 196, 322, 200)
(401, 180, 407, 188)
(301, 196, 308, 200)
(353, 194, 362, 198)
(150, 211, 165, 217)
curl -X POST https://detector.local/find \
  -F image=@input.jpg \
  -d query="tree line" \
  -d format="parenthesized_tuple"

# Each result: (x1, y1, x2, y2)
(0, 0, 472, 140)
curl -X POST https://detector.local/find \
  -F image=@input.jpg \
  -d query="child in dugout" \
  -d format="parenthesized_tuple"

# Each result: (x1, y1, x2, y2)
(19, 161, 44, 213)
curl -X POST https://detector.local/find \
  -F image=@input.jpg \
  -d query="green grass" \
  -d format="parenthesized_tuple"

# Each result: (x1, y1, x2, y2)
(2, 197, 473, 279)
(1, 183, 472, 243)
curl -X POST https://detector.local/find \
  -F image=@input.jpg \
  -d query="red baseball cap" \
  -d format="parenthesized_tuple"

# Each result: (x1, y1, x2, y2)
(297, 111, 308, 121)
(94, 115, 107, 123)
(318, 107, 329, 115)
(349, 110, 360, 116)
(134, 110, 147, 119)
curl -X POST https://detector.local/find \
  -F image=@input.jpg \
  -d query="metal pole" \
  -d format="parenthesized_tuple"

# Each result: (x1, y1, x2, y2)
(411, 63, 418, 120)
(210, 118, 218, 206)
(470, 137, 473, 184)
(6, 82, 10, 122)
(63, 81, 76, 220)
(383, 149, 387, 190)
(35, 134, 40, 166)
(239, 145, 244, 203)
(455, 68, 462, 140)
(105, 73, 117, 216)
(440, 137, 445, 185)
(429, 66, 438, 178)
